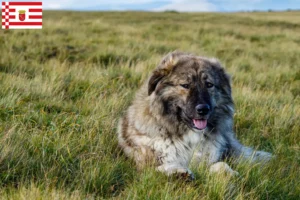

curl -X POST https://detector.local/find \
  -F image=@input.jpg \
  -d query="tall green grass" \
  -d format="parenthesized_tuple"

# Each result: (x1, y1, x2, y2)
(0, 11, 299, 199)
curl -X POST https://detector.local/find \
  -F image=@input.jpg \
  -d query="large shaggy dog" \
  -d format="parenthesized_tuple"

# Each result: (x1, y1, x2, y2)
(118, 52, 272, 178)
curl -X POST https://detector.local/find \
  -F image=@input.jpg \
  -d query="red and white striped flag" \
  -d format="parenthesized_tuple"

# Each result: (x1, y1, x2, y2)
(2, 1, 42, 29)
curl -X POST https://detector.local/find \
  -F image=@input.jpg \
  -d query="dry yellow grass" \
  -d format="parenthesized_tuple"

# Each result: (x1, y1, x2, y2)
(0, 11, 299, 199)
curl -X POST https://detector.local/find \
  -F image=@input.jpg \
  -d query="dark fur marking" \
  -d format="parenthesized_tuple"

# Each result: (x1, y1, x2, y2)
(161, 99, 171, 115)
(184, 144, 190, 151)
(220, 142, 231, 161)
(121, 115, 135, 148)
(175, 147, 180, 158)
(148, 71, 165, 95)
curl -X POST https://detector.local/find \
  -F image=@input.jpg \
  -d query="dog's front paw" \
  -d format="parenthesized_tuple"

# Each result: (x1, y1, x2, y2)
(157, 164, 195, 181)
(174, 168, 195, 181)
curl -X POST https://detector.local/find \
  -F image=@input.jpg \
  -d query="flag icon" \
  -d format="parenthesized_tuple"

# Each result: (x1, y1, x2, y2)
(2, 1, 42, 29)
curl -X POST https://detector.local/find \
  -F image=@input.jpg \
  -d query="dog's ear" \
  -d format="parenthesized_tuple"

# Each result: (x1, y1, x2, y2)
(148, 52, 182, 95)
(148, 70, 165, 95)
(219, 70, 232, 95)
(209, 58, 232, 96)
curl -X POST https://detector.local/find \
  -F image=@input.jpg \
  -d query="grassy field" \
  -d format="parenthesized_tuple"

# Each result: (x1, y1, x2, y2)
(0, 11, 299, 199)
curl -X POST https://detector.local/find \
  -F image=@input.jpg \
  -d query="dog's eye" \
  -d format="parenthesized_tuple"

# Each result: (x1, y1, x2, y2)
(206, 82, 214, 88)
(180, 84, 190, 89)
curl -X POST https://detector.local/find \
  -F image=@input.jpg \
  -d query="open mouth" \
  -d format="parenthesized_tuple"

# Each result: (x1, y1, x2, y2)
(192, 119, 207, 130)
(180, 109, 209, 130)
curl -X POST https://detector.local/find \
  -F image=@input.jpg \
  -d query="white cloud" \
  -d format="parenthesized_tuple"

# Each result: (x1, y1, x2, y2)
(43, 0, 71, 9)
(43, 0, 163, 9)
(41, 0, 300, 12)
(42, 0, 217, 11)
(153, 0, 217, 12)
(46, 4, 62, 9)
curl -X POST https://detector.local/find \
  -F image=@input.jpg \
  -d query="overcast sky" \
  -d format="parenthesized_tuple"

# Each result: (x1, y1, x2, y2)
(7, 0, 300, 11)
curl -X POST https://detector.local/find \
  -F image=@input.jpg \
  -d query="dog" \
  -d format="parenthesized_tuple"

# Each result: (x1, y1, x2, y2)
(118, 51, 273, 178)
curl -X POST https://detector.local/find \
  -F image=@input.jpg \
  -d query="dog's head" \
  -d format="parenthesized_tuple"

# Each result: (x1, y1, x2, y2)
(148, 51, 234, 131)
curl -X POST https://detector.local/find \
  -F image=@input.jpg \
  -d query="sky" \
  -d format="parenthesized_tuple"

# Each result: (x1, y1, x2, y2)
(5, 0, 300, 12)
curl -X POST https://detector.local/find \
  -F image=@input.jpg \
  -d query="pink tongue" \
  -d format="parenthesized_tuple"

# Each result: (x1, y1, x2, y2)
(193, 119, 207, 130)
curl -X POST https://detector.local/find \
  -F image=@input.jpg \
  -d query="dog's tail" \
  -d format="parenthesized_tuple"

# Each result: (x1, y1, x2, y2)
(229, 138, 273, 164)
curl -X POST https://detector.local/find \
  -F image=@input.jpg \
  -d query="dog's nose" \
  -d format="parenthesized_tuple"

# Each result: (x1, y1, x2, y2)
(196, 104, 210, 115)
